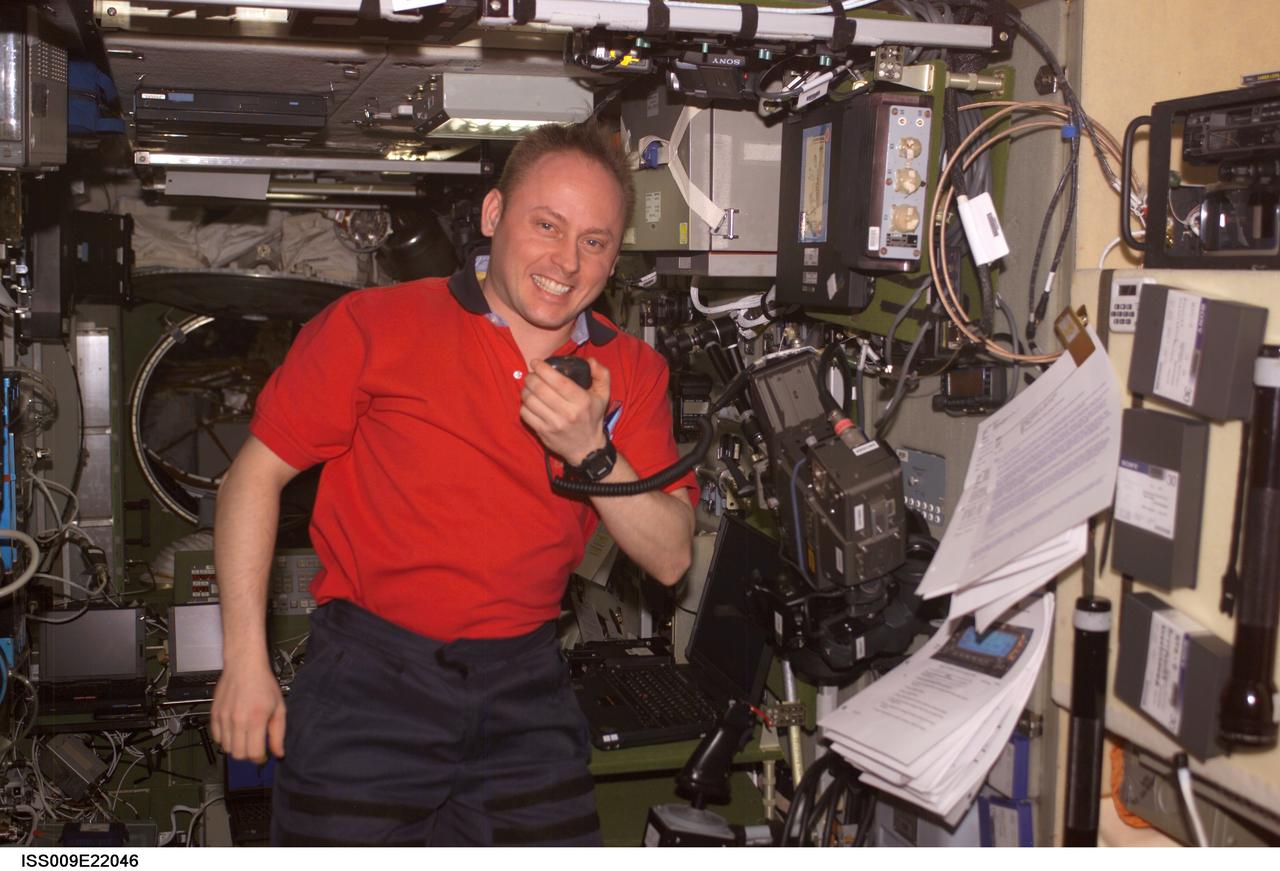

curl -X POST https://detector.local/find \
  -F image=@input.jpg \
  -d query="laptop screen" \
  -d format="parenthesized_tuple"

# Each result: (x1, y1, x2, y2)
(685, 515, 777, 704)
(170, 603, 224, 675)
(37, 607, 146, 683)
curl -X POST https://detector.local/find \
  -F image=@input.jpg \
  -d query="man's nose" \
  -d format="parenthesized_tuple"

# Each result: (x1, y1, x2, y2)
(550, 236, 579, 275)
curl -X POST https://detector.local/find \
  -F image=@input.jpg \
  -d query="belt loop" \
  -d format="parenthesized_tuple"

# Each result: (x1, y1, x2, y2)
(435, 648, 470, 678)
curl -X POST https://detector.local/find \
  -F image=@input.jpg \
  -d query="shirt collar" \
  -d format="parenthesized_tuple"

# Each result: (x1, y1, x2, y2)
(446, 245, 617, 347)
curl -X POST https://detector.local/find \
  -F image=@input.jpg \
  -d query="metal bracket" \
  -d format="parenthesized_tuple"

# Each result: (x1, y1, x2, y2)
(711, 208, 739, 241)
(873, 47, 935, 92)
(764, 701, 806, 728)
(1016, 710, 1044, 738)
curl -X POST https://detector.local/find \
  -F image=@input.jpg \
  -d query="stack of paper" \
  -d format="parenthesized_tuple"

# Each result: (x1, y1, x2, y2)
(820, 595, 1054, 824)
(917, 327, 1122, 627)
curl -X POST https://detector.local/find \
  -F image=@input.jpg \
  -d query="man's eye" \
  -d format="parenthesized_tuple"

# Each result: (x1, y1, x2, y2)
(539, 221, 555, 231)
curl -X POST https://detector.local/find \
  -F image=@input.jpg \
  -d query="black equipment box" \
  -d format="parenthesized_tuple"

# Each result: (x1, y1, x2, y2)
(1122, 81, 1280, 269)
(134, 88, 327, 134)
(776, 92, 934, 311)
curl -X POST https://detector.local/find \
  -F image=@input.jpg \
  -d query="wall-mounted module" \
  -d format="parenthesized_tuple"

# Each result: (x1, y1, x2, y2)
(1127, 284, 1267, 420)
(621, 86, 781, 278)
(1111, 408, 1208, 589)
(776, 92, 934, 312)
(1115, 592, 1232, 760)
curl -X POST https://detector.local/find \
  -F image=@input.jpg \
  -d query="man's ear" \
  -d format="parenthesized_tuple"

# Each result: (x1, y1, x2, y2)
(480, 188, 503, 238)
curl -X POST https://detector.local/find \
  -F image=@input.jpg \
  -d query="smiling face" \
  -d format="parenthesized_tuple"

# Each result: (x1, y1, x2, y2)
(479, 150, 626, 350)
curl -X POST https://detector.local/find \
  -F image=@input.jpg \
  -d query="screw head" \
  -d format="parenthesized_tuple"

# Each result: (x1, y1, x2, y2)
(488, 0, 502, 11)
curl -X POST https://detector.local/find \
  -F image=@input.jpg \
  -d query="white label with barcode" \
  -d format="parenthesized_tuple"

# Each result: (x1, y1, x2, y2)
(1153, 290, 1205, 406)
(1141, 609, 1196, 734)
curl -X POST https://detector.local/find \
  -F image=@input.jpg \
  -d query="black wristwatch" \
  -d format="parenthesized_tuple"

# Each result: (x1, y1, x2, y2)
(567, 438, 617, 482)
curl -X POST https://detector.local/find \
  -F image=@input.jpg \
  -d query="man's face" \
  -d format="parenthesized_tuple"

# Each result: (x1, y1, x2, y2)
(480, 151, 625, 338)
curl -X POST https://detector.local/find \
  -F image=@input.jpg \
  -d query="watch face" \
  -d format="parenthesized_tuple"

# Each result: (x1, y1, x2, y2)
(580, 441, 617, 481)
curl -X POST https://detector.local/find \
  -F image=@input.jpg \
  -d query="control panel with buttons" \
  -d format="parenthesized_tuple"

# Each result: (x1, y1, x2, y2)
(896, 446, 947, 528)
(174, 548, 319, 614)
(1109, 275, 1154, 334)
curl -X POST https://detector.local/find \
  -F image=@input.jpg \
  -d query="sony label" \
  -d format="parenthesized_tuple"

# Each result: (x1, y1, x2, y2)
(1115, 458, 1179, 540)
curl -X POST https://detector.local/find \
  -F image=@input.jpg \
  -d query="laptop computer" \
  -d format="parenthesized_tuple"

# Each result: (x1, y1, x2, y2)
(36, 607, 148, 717)
(165, 603, 224, 703)
(224, 756, 275, 846)
(572, 514, 778, 750)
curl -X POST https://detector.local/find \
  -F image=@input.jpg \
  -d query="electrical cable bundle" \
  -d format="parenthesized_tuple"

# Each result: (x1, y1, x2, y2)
(919, 1, 1144, 362)
(927, 98, 1140, 363)
(780, 751, 877, 846)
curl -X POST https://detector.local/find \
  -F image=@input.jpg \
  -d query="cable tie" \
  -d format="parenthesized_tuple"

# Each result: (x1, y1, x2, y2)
(1061, 123, 1079, 140)
(512, 0, 535, 25)
(737, 3, 758, 41)
(826, 0, 855, 53)
(646, 0, 669, 37)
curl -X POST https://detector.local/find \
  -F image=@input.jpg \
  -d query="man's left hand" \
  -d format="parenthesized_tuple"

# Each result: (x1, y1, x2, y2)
(521, 357, 611, 466)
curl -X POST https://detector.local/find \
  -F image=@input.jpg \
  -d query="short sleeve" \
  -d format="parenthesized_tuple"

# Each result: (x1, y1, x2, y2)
(250, 293, 372, 470)
(610, 346, 699, 507)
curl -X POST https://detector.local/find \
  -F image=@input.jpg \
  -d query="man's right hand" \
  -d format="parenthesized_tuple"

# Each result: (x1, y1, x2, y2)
(210, 661, 286, 763)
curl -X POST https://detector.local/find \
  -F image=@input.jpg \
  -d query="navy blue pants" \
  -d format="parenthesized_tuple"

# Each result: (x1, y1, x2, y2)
(271, 600, 601, 846)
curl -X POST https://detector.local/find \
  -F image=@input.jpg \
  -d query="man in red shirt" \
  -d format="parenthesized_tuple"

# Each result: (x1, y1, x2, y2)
(210, 123, 695, 846)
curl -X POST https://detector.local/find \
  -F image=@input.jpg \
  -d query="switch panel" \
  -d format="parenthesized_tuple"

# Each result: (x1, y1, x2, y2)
(869, 101, 934, 264)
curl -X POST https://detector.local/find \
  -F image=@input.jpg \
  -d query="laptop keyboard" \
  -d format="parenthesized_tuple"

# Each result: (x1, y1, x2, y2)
(607, 666, 720, 729)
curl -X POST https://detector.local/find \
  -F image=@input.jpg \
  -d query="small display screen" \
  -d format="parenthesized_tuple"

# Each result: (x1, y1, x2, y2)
(38, 608, 144, 682)
(172, 603, 224, 675)
(932, 618, 1032, 678)
(945, 369, 987, 398)
(799, 123, 833, 244)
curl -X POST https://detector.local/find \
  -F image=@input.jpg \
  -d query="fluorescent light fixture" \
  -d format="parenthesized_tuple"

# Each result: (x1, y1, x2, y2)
(412, 74, 594, 140)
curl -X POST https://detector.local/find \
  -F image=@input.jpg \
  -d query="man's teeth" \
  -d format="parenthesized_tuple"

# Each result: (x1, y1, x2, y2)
(532, 275, 571, 296)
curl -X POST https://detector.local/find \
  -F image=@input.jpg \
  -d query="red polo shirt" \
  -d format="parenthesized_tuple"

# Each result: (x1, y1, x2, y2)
(250, 257, 695, 640)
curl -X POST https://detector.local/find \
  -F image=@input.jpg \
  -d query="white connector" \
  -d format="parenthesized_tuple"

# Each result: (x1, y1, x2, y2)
(956, 192, 1010, 266)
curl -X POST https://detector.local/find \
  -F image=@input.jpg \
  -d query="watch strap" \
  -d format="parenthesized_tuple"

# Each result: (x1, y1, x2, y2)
(567, 438, 617, 482)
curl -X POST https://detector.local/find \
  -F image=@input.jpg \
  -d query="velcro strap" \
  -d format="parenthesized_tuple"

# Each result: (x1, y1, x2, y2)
(828, 0, 856, 52)
(485, 774, 596, 813)
(647, 0, 670, 36)
(737, 3, 758, 40)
